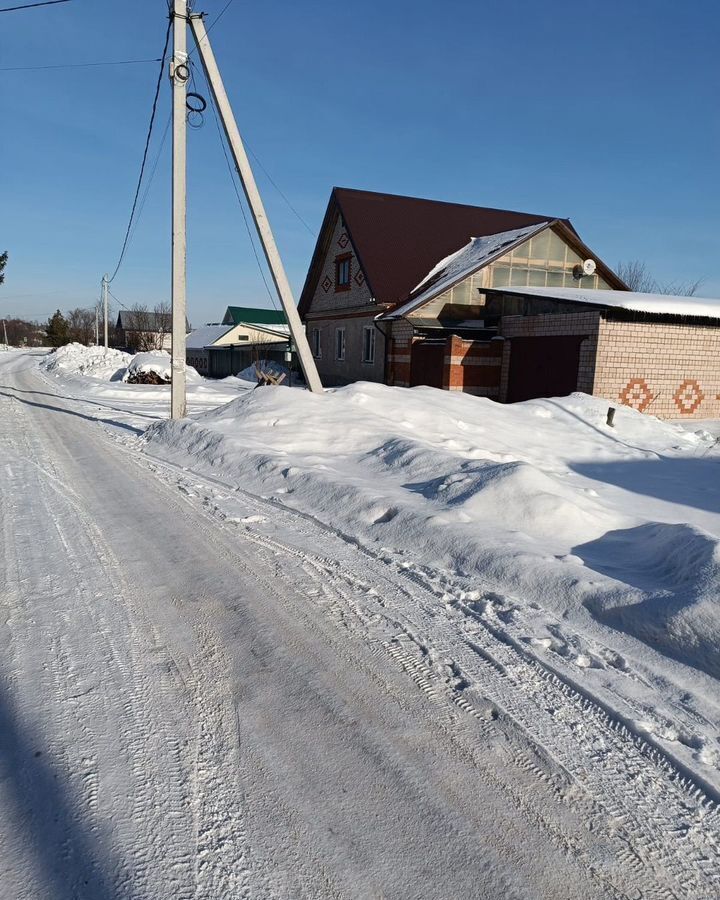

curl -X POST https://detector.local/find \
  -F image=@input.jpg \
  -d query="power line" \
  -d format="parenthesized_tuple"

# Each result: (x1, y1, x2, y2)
(0, 0, 71, 11)
(0, 57, 161, 72)
(200, 60, 278, 310)
(188, 0, 236, 58)
(246, 144, 315, 236)
(107, 17, 172, 284)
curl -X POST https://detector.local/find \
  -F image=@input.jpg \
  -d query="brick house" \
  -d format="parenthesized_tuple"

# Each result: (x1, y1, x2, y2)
(300, 187, 719, 418)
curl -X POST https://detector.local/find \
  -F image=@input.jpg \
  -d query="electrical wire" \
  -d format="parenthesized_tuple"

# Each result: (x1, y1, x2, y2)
(188, 0, 236, 58)
(245, 144, 315, 236)
(200, 60, 278, 311)
(125, 112, 172, 253)
(0, 58, 161, 72)
(107, 17, 171, 284)
(0, 0, 70, 11)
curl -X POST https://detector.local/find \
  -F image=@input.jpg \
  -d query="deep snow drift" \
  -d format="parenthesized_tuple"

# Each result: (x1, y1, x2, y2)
(144, 383, 720, 685)
(31, 345, 720, 788)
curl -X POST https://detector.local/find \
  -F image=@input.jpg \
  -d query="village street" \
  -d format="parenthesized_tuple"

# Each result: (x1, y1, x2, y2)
(0, 349, 718, 899)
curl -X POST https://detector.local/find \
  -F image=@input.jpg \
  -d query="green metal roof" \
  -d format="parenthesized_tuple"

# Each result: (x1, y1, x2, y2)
(222, 306, 288, 326)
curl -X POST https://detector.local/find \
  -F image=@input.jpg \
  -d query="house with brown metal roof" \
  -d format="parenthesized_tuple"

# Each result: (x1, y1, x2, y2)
(299, 187, 625, 389)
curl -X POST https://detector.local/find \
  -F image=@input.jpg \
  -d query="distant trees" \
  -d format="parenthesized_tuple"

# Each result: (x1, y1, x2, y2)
(67, 307, 96, 345)
(46, 310, 70, 347)
(617, 260, 702, 296)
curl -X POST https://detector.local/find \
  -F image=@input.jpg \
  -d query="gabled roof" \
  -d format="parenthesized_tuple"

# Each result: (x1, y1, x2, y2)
(298, 187, 574, 315)
(383, 219, 628, 319)
(222, 306, 287, 326)
(116, 311, 190, 331)
(186, 324, 233, 349)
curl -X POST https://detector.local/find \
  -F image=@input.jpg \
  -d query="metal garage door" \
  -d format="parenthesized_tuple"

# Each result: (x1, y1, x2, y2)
(507, 335, 585, 403)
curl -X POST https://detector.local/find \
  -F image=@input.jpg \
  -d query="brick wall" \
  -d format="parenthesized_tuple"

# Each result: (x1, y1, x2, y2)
(308, 214, 373, 313)
(442, 335, 503, 397)
(499, 312, 601, 401)
(594, 318, 720, 419)
(387, 320, 413, 387)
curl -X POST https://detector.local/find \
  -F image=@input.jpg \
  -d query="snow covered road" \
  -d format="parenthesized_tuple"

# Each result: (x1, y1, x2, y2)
(1, 351, 719, 898)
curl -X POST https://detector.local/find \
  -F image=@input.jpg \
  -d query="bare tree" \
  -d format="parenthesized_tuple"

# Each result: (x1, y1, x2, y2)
(617, 260, 702, 296)
(66, 307, 96, 345)
(153, 300, 171, 351)
(128, 304, 156, 352)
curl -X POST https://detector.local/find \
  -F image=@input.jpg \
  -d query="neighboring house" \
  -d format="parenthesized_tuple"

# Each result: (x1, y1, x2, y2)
(298, 187, 624, 388)
(299, 187, 720, 419)
(116, 311, 190, 353)
(186, 307, 290, 377)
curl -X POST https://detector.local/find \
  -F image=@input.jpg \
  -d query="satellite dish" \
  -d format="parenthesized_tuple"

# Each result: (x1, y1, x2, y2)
(582, 258, 596, 276)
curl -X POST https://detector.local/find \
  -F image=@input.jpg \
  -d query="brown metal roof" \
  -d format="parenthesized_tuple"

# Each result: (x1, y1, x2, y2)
(299, 187, 575, 314)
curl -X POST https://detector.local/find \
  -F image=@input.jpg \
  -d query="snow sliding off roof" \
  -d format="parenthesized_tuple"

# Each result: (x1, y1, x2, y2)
(490, 285, 720, 320)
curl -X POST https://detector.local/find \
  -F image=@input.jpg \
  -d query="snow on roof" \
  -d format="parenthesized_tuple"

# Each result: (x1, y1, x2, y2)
(387, 222, 550, 318)
(488, 286, 720, 320)
(186, 324, 233, 349)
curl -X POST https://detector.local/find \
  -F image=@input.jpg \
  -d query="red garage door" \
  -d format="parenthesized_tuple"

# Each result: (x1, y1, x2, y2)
(507, 335, 585, 403)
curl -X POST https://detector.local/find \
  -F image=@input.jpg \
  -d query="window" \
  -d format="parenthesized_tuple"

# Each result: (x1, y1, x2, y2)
(362, 325, 375, 364)
(311, 327, 321, 358)
(335, 253, 351, 291)
(335, 327, 346, 360)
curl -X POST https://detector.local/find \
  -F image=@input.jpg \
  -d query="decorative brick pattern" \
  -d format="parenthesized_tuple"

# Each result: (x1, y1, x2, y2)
(594, 319, 720, 420)
(309, 214, 372, 314)
(619, 377, 653, 412)
(673, 379, 705, 414)
(442, 335, 503, 397)
(354, 270, 365, 286)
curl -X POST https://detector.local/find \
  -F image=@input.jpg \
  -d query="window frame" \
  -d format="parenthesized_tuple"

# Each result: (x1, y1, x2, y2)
(362, 325, 375, 364)
(335, 327, 346, 361)
(311, 327, 322, 359)
(335, 253, 352, 292)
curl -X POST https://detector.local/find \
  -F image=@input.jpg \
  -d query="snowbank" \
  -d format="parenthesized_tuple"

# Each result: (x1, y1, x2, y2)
(143, 384, 720, 680)
(122, 351, 200, 384)
(236, 360, 290, 383)
(41, 343, 131, 380)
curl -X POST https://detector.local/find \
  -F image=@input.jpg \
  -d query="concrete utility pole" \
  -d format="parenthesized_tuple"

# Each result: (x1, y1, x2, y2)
(95, 305, 99, 346)
(189, 13, 323, 394)
(170, 0, 188, 419)
(2, 319, 8, 347)
(102, 274, 109, 348)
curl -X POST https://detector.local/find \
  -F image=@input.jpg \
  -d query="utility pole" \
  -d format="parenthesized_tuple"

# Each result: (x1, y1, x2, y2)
(102, 273, 109, 348)
(189, 13, 323, 394)
(170, 0, 188, 419)
(2, 319, 8, 348)
(95, 305, 99, 346)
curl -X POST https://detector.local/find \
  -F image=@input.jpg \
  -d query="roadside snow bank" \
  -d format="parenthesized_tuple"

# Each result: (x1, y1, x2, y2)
(143, 383, 720, 677)
(42, 343, 131, 380)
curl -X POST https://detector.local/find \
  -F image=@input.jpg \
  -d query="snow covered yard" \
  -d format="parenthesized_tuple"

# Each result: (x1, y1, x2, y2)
(1, 345, 719, 898)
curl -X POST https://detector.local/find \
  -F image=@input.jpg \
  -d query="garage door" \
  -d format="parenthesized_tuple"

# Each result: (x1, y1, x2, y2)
(410, 341, 445, 389)
(507, 335, 585, 403)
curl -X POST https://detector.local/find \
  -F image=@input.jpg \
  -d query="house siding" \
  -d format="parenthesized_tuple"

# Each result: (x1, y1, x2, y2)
(305, 314, 386, 386)
(594, 318, 720, 420)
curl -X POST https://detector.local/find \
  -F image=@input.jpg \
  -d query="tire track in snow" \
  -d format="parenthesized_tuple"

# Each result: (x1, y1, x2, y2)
(137, 456, 720, 900)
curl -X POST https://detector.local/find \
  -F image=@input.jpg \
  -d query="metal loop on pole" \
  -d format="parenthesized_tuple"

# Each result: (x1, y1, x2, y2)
(174, 62, 190, 83)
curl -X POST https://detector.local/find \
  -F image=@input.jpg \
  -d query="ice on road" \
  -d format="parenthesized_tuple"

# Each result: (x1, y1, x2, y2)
(0, 351, 718, 899)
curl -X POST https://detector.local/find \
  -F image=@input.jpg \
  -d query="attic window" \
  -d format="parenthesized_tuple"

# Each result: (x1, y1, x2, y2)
(335, 253, 352, 292)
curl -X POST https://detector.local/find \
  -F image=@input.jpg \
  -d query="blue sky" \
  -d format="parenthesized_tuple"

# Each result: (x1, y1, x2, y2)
(1, 0, 719, 326)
